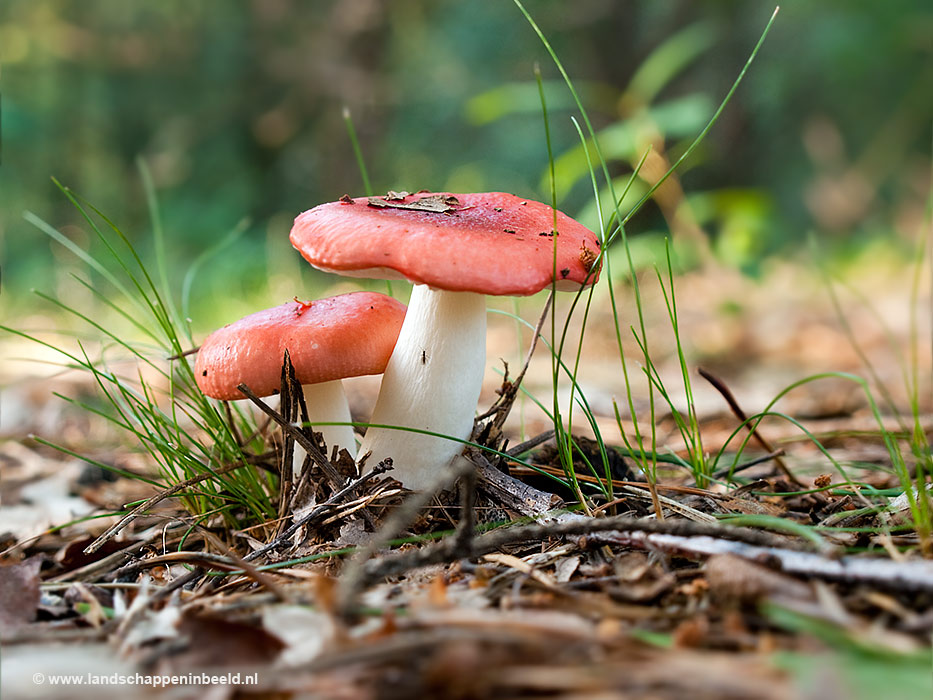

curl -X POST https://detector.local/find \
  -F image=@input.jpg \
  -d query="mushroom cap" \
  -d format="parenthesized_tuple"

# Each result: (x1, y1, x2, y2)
(290, 192, 601, 296)
(195, 292, 407, 400)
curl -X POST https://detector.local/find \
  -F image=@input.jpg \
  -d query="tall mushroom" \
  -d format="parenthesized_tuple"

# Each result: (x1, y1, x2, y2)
(195, 292, 406, 473)
(289, 192, 600, 491)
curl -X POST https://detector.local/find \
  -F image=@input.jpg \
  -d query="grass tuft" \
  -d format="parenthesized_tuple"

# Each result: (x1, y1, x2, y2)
(6, 179, 279, 532)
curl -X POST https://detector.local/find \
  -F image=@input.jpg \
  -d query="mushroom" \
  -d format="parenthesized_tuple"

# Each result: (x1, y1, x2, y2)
(289, 192, 600, 491)
(195, 292, 406, 474)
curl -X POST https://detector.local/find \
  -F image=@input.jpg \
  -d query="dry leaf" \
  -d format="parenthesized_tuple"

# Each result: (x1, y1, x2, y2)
(263, 605, 336, 667)
(705, 554, 813, 603)
(334, 518, 369, 547)
(367, 193, 461, 213)
(119, 599, 182, 650)
(0, 556, 42, 629)
(0, 464, 95, 540)
(554, 555, 580, 583)
(56, 536, 138, 574)
(159, 615, 285, 672)
(482, 552, 558, 589)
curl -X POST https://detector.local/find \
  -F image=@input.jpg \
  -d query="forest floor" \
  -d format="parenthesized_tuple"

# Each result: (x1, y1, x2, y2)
(2, 254, 933, 699)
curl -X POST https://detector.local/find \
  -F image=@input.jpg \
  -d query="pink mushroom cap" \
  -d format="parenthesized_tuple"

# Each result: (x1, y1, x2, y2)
(289, 192, 601, 295)
(195, 292, 406, 401)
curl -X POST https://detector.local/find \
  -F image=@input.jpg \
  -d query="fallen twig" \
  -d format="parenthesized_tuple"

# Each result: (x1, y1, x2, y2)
(166, 346, 200, 361)
(52, 524, 188, 582)
(197, 529, 290, 602)
(472, 449, 563, 517)
(505, 429, 556, 456)
(107, 550, 245, 578)
(712, 448, 786, 479)
(698, 366, 805, 488)
(600, 530, 933, 593)
(349, 513, 817, 597)
(151, 568, 202, 602)
(105, 549, 285, 600)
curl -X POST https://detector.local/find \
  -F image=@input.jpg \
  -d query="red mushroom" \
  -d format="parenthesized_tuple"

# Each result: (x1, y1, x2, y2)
(290, 192, 600, 490)
(195, 292, 406, 470)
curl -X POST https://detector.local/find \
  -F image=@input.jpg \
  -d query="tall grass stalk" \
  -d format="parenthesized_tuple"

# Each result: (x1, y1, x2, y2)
(516, 0, 780, 502)
(654, 241, 708, 485)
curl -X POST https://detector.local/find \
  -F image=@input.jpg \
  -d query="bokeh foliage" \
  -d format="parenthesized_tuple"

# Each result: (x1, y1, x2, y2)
(2, 0, 931, 327)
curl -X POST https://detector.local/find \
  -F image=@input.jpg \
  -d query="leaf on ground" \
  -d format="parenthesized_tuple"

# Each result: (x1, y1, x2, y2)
(705, 554, 814, 603)
(263, 605, 337, 666)
(335, 518, 369, 547)
(0, 465, 95, 541)
(57, 537, 139, 574)
(0, 556, 42, 629)
(157, 614, 286, 672)
(554, 555, 580, 583)
(119, 598, 182, 650)
(720, 496, 785, 517)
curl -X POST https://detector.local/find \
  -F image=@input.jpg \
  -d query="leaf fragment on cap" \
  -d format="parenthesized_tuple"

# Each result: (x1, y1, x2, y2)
(366, 193, 462, 214)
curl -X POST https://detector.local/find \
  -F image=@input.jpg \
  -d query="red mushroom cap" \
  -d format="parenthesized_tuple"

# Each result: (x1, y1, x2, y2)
(195, 292, 406, 400)
(289, 192, 601, 296)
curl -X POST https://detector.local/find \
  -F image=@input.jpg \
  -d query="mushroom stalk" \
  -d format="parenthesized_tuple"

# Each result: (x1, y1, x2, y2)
(359, 285, 486, 490)
(293, 379, 357, 478)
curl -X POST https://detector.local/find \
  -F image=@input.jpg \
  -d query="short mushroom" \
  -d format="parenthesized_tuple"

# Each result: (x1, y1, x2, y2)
(195, 292, 406, 473)
(289, 192, 600, 490)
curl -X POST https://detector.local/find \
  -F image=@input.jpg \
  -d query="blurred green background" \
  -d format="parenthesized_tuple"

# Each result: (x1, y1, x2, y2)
(2, 0, 931, 330)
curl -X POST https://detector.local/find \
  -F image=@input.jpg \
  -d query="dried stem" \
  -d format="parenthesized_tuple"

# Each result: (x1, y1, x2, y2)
(712, 448, 786, 479)
(505, 429, 556, 456)
(698, 366, 805, 487)
(237, 382, 344, 489)
(472, 448, 563, 517)
(166, 346, 200, 361)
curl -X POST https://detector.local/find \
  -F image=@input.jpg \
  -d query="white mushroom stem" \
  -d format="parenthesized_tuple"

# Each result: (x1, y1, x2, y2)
(359, 285, 486, 490)
(292, 379, 357, 479)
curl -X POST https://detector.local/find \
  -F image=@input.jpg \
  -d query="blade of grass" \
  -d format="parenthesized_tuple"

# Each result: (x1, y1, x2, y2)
(343, 106, 373, 196)
(138, 157, 184, 335)
(180, 218, 250, 333)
